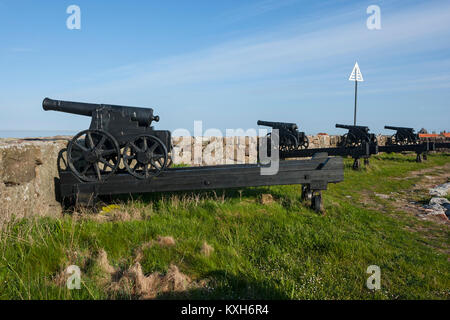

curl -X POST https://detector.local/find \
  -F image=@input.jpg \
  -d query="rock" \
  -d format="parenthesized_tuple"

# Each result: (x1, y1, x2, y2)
(423, 197, 450, 217)
(375, 193, 390, 199)
(429, 183, 450, 197)
(261, 194, 274, 205)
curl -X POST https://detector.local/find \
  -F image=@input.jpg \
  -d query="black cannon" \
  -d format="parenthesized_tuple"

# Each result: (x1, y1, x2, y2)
(384, 126, 419, 145)
(336, 124, 377, 147)
(43, 98, 171, 182)
(257, 120, 309, 151)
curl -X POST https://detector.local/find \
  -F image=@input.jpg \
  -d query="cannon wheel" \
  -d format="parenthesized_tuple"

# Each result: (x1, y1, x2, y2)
(342, 133, 357, 147)
(67, 130, 120, 182)
(299, 136, 309, 149)
(281, 133, 298, 151)
(388, 134, 397, 145)
(123, 135, 168, 179)
(371, 135, 378, 145)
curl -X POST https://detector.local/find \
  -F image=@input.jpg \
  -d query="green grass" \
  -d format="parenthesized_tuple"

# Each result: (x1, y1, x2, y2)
(0, 153, 449, 300)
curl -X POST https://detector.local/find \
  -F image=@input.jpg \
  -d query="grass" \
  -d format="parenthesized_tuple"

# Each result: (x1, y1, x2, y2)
(0, 153, 449, 300)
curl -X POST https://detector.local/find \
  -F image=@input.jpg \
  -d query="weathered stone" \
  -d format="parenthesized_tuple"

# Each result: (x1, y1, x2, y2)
(0, 138, 69, 227)
(423, 197, 450, 217)
(260, 194, 274, 205)
(0, 146, 41, 185)
(429, 183, 450, 197)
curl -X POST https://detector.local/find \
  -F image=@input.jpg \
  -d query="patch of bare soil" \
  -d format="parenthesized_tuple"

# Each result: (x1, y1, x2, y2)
(360, 163, 450, 255)
(391, 163, 450, 224)
(361, 163, 450, 223)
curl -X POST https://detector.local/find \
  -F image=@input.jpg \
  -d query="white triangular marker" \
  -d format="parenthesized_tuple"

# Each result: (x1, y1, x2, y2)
(349, 62, 364, 82)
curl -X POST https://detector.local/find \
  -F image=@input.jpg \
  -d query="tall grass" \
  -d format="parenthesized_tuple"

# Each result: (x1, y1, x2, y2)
(0, 153, 449, 300)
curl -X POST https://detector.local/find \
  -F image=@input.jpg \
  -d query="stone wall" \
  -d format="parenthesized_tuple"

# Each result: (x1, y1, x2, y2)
(0, 134, 429, 224)
(0, 137, 68, 226)
(170, 134, 347, 165)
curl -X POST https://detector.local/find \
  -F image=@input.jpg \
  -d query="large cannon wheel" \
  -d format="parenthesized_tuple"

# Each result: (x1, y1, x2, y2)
(342, 133, 357, 147)
(67, 130, 121, 182)
(123, 135, 168, 179)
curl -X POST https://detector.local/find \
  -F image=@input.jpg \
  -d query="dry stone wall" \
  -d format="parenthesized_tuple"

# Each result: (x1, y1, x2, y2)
(0, 137, 68, 226)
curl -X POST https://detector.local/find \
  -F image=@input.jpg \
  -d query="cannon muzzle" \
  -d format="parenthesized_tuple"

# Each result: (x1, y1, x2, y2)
(257, 120, 298, 131)
(43, 98, 159, 127)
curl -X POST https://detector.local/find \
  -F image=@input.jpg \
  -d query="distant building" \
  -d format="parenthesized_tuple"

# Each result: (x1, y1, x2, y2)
(418, 128, 428, 134)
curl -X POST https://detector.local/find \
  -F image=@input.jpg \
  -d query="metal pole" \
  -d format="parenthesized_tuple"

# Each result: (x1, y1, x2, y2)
(354, 80, 358, 125)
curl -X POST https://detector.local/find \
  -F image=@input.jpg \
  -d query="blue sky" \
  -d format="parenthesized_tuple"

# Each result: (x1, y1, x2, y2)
(0, 0, 449, 136)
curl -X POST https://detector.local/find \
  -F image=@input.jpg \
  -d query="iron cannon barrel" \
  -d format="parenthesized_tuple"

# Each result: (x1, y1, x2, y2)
(42, 98, 159, 126)
(335, 124, 369, 130)
(257, 120, 298, 131)
(384, 125, 414, 131)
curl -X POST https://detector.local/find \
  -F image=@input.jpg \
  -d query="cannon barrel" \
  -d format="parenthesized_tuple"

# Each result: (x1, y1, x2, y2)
(257, 120, 298, 131)
(42, 98, 159, 127)
(384, 125, 414, 131)
(336, 124, 369, 130)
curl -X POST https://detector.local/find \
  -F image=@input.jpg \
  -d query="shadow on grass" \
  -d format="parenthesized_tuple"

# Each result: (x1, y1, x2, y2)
(155, 270, 290, 300)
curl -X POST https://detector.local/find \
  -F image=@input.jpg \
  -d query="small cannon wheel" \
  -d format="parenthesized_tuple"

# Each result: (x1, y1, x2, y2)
(67, 130, 120, 182)
(280, 132, 298, 151)
(370, 135, 378, 145)
(123, 135, 168, 179)
(343, 132, 358, 147)
(388, 134, 397, 145)
(57, 148, 68, 173)
(298, 136, 309, 149)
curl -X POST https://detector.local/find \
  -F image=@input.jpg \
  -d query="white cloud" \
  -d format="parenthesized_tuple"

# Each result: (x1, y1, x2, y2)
(65, 1, 450, 99)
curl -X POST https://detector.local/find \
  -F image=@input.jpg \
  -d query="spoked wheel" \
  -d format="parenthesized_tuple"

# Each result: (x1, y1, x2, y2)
(166, 152, 174, 168)
(67, 130, 120, 182)
(57, 148, 68, 173)
(370, 135, 378, 145)
(388, 134, 397, 145)
(123, 135, 168, 179)
(280, 133, 298, 151)
(298, 136, 309, 150)
(343, 133, 358, 147)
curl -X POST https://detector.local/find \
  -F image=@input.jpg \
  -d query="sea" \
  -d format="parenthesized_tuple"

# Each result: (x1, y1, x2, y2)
(0, 130, 77, 139)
